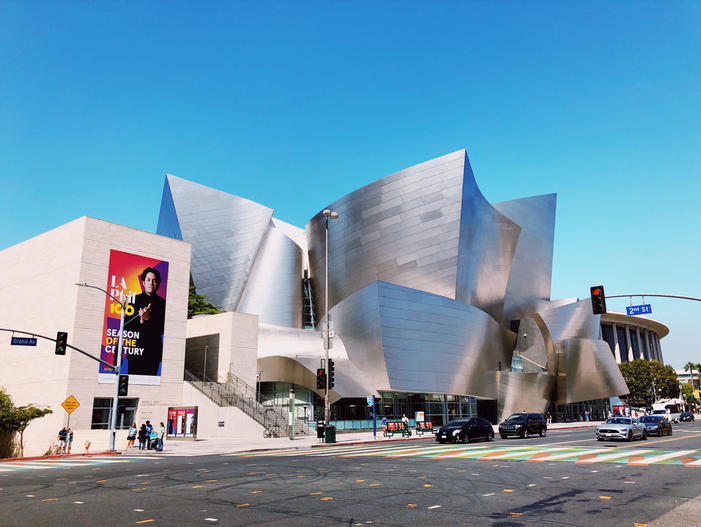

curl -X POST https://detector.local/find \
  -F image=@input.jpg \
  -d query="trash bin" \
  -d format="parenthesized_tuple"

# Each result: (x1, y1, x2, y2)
(316, 420, 325, 439)
(324, 425, 336, 444)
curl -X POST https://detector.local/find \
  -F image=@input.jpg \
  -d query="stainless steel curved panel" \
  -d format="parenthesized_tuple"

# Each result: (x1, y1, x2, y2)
(555, 338, 629, 403)
(306, 150, 467, 316)
(158, 174, 273, 311)
(330, 281, 514, 398)
(238, 223, 304, 328)
(454, 161, 521, 322)
(538, 299, 601, 342)
(494, 194, 557, 321)
(496, 372, 556, 422)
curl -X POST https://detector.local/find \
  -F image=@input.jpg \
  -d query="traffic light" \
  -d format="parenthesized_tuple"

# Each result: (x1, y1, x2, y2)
(55, 331, 68, 355)
(118, 374, 129, 396)
(590, 285, 607, 315)
(328, 359, 335, 389)
(316, 368, 326, 390)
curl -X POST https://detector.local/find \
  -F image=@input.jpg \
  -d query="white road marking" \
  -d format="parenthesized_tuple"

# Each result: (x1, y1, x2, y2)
(483, 493, 495, 496)
(26, 494, 35, 497)
(204, 519, 218, 522)
(134, 509, 144, 512)
(536, 448, 609, 461)
(630, 450, 697, 465)
(74, 501, 84, 504)
(528, 484, 536, 487)
(577, 449, 654, 463)
(428, 505, 441, 509)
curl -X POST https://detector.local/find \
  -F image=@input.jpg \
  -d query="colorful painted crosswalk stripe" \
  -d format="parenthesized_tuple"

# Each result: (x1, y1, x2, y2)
(235, 443, 701, 467)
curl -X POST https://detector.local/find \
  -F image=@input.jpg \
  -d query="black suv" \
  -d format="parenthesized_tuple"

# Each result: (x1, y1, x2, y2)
(498, 413, 547, 439)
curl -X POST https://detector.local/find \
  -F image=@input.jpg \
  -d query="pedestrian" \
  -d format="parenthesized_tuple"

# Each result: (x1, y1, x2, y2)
(66, 427, 73, 454)
(138, 424, 148, 450)
(127, 422, 137, 450)
(546, 412, 552, 424)
(145, 420, 153, 450)
(401, 413, 409, 430)
(585, 410, 590, 422)
(57, 427, 68, 455)
(157, 422, 166, 451)
(381, 416, 388, 436)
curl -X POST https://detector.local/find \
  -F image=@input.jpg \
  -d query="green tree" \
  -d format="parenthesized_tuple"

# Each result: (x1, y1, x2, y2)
(188, 285, 223, 318)
(618, 359, 679, 406)
(681, 383, 698, 405)
(0, 389, 53, 458)
(684, 361, 697, 390)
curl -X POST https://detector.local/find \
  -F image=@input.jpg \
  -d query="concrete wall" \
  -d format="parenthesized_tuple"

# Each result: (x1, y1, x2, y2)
(182, 383, 263, 439)
(0, 217, 191, 456)
(186, 312, 258, 387)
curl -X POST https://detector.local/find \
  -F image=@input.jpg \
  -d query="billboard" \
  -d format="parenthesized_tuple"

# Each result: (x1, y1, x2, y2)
(98, 250, 169, 385)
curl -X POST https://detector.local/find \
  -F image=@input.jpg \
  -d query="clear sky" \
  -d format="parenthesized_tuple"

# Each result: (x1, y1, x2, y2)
(1, 2, 699, 368)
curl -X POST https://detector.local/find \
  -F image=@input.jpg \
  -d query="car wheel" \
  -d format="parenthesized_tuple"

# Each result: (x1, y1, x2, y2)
(597, 437, 604, 441)
(524, 429, 530, 439)
(642, 429, 647, 440)
(488, 431, 494, 441)
(437, 438, 445, 443)
(462, 434, 470, 444)
(627, 430, 633, 442)
(500, 434, 507, 439)
(539, 428, 546, 437)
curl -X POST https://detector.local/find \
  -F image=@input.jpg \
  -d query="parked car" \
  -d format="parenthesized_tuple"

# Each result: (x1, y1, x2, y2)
(680, 412, 695, 422)
(638, 415, 672, 436)
(436, 417, 494, 444)
(596, 417, 647, 441)
(498, 413, 547, 439)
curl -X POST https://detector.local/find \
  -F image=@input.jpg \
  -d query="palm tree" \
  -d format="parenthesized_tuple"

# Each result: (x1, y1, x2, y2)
(684, 361, 697, 391)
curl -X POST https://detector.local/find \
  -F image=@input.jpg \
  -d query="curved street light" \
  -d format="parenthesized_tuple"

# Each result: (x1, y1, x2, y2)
(322, 209, 339, 427)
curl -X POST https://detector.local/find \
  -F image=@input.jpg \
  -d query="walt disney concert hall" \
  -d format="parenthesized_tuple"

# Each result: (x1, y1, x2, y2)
(157, 149, 629, 425)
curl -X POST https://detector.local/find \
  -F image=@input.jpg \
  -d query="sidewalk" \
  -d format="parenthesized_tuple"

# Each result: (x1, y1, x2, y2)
(1, 421, 601, 461)
(124, 420, 603, 458)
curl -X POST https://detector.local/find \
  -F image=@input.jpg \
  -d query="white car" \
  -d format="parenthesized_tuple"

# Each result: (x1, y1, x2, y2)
(596, 417, 647, 442)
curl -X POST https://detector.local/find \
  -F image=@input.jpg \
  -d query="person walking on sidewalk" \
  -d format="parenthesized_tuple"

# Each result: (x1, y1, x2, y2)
(145, 421, 153, 450)
(137, 424, 148, 450)
(401, 414, 409, 430)
(126, 422, 137, 450)
(66, 428, 73, 454)
(157, 422, 166, 451)
(57, 427, 68, 454)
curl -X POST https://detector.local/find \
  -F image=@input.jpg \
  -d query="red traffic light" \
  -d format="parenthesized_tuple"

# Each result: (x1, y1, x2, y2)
(592, 288, 601, 296)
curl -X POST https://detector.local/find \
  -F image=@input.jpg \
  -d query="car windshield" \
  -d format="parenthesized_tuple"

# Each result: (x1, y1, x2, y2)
(446, 420, 469, 427)
(506, 414, 527, 423)
(606, 418, 631, 425)
(652, 410, 667, 415)
(639, 416, 660, 423)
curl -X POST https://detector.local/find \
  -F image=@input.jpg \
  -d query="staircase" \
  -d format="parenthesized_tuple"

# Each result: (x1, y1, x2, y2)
(184, 369, 312, 437)
(302, 270, 315, 330)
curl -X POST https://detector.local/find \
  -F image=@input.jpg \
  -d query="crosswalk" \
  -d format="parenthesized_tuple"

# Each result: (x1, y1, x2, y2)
(0, 456, 157, 473)
(235, 442, 701, 467)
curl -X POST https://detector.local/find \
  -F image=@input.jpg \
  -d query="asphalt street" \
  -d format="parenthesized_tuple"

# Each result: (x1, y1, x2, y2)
(2, 423, 701, 526)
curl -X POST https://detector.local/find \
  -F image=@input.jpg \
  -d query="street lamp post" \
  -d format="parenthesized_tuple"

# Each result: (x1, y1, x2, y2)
(75, 282, 126, 452)
(322, 208, 339, 426)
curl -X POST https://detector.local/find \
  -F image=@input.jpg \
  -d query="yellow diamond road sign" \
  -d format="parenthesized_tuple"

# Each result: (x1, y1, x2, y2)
(61, 395, 80, 414)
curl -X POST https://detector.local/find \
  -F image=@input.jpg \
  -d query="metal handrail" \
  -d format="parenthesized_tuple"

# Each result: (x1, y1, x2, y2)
(183, 369, 311, 436)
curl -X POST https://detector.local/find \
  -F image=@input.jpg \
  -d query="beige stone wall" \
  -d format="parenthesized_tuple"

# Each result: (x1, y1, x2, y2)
(0, 217, 191, 456)
(186, 311, 258, 387)
(182, 383, 263, 439)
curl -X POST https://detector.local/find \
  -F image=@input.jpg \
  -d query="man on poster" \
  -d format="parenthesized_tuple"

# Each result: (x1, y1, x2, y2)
(128, 267, 166, 376)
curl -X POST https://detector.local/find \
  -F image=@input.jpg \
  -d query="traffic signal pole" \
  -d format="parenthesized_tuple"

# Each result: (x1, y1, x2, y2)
(108, 295, 126, 452)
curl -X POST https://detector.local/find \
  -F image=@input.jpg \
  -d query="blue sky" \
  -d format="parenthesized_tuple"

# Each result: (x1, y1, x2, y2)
(1, 2, 699, 368)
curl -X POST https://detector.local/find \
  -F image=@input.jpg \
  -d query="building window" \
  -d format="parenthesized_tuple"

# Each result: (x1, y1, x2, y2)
(616, 327, 628, 362)
(91, 398, 139, 430)
(630, 328, 641, 360)
(601, 324, 615, 356)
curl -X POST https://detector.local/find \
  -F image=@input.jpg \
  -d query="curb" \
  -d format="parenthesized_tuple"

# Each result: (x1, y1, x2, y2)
(1, 451, 117, 463)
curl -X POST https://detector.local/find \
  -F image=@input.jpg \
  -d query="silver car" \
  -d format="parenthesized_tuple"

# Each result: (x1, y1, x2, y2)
(596, 417, 648, 441)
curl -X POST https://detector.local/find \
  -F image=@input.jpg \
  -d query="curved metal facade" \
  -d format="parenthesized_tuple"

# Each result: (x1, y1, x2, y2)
(159, 149, 630, 420)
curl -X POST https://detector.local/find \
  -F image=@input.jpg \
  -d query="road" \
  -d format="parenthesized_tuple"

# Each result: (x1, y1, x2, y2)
(2, 422, 701, 526)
